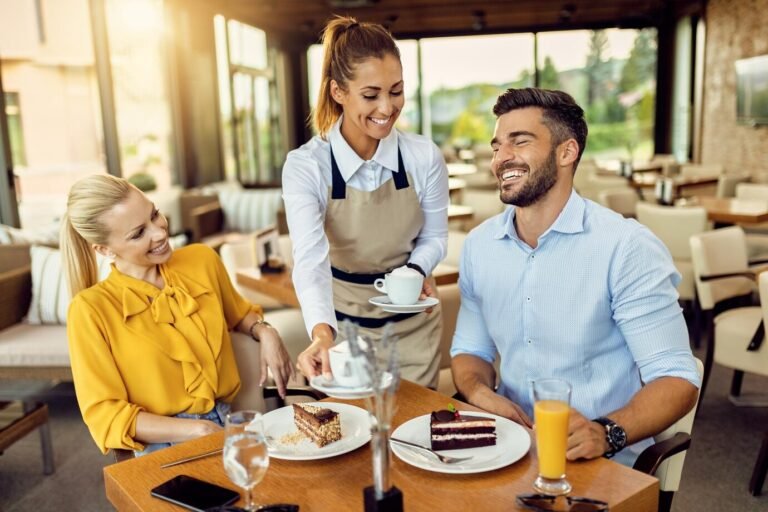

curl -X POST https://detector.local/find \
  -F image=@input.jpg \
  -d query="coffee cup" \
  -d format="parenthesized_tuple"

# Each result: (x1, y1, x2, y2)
(373, 266, 424, 305)
(328, 338, 369, 388)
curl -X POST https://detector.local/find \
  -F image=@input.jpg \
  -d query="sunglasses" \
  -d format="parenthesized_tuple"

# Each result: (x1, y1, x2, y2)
(516, 493, 609, 512)
(205, 505, 299, 512)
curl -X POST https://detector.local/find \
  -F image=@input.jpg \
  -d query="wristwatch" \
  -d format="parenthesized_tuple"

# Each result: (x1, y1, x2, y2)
(248, 318, 273, 342)
(593, 417, 627, 458)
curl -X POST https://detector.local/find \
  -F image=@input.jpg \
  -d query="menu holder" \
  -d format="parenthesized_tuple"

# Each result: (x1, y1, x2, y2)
(254, 225, 285, 274)
(343, 321, 403, 512)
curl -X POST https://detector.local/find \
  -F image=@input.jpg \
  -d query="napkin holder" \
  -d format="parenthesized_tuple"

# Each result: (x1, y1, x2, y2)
(364, 485, 403, 512)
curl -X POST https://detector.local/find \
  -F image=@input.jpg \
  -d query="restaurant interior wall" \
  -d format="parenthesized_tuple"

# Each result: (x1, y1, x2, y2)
(701, 0, 768, 177)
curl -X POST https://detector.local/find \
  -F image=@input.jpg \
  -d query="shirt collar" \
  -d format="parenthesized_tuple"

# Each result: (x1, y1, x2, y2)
(493, 189, 586, 240)
(328, 116, 400, 182)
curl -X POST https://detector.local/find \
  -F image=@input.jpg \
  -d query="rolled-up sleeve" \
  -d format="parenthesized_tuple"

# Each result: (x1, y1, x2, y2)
(67, 297, 144, 454)
(611, 227, 701, 387)
(409, 142, 448, 275)
(450, 233, 496, 363)
(282, 152, 338, 337)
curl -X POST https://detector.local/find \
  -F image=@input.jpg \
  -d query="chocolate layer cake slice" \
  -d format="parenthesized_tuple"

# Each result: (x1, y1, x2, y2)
(430, 409, 496, 450)
(292, 403, 342, 447)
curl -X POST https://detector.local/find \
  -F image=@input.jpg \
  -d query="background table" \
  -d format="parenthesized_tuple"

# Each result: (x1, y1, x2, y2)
(104, 381, 658, 512)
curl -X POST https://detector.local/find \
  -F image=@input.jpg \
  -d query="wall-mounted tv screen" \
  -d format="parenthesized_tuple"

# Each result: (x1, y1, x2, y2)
(736, 54, 768, 126)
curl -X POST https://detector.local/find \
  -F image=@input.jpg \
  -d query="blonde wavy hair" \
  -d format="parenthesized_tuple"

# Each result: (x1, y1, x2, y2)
(312, 16, 401, 138)
(60, 174, 136, 297)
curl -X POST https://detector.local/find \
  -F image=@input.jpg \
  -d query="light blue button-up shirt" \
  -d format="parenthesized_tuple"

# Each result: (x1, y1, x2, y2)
(451, 190, 700, 460)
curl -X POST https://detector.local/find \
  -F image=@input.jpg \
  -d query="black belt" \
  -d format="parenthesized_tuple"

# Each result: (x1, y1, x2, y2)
(331, 266, 387, 285)
(335, 310, 419, 329)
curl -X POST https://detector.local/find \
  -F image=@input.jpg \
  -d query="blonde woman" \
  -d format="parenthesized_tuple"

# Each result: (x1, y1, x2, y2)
(283, 16, 449, 387)
(62, 174, 293, 455)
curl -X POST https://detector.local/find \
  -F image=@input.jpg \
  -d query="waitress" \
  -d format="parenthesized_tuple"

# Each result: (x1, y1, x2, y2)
(282, 16, 449, 388)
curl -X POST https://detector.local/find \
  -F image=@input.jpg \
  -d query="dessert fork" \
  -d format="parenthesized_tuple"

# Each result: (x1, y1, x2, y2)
(390, 437, 473, 464)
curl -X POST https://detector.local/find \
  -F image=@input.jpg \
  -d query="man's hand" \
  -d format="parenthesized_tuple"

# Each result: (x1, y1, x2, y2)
(494, 395, 533, 428)
(566, 409, 608, 460)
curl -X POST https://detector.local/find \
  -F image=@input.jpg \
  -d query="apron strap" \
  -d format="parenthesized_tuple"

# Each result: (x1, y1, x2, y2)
(330, 145, 410, 200)
(393, 149, 410, 189)
(335, 309, 419, 328)
(330, 146, 346, 199)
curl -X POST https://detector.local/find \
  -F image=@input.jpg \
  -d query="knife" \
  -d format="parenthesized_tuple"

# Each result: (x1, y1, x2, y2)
(160, 447, 222, 469)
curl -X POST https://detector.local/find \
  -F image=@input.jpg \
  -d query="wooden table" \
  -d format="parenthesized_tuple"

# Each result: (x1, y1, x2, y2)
(596, 160, 664, 176)
(685, 196, 768, 224)
(103, 381, 658, 512)
(448, 204, 474, 222)
(446, 162, 478, 176)
(237, 265, 461, 308)
(629, 173, 719, 193)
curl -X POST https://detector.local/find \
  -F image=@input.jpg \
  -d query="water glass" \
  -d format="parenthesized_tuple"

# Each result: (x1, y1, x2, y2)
(223, 410, 270, 511)
(532, 378, 572, 496)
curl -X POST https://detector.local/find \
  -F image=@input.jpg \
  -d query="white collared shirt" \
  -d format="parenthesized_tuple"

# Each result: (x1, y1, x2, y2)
(282, 117, 449, 336)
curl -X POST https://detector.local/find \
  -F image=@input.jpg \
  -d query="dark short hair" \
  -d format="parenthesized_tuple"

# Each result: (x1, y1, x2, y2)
(493, 88, 588, 167)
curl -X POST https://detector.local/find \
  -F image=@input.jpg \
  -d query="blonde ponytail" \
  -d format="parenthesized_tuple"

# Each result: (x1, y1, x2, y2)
(312, 16, 401, 137)
(60, 174, 135, 297)
(60, 213, 98, 298)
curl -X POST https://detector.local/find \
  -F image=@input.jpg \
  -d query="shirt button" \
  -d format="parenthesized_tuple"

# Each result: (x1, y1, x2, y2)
(527, 339, 532, 344)
(526, 297, 531, 302)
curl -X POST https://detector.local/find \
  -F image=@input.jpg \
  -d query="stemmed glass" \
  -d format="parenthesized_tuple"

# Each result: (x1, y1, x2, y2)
(223, 410, 270, 511)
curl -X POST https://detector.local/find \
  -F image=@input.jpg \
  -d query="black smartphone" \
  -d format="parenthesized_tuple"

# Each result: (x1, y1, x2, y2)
(150, 474, 240, 512)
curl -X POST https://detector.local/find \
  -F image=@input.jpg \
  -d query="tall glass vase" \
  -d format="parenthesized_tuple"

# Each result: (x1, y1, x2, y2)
(343, 321, 403, 512)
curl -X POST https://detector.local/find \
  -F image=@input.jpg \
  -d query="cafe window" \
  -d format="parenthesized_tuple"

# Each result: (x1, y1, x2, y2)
(214, 16, 285, 186)
(537, 28, 658, 160)
(104, 0, 175, 191)
(4, 92, 27, 167)
(0, 0, 107, 229)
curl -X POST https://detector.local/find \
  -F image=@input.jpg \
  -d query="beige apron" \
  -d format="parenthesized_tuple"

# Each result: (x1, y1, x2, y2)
(324, 146, 441, 388)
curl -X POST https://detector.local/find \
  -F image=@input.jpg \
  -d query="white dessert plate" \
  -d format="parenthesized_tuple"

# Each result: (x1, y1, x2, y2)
(390, 411, 531, 474)
(368, 296, 439, 313)
(261, 402, 371, 461)
(309, 372, 394, 400)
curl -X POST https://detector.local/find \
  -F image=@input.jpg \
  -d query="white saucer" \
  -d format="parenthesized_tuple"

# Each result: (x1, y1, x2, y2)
(309, 372, 394, 399)
(368, 296, 439, 313)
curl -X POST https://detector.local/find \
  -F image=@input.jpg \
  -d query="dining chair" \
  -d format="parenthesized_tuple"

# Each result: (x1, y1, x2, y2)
(679, 163, 724, 179)
(597, 189, 638, 218)
(716, 172, 751, 198)
(219, 238, 284, 310)
(731, 182, 768, 258)
(633, 358, 704, 512)
(690, 227, 768, 409)
(636, 202, 709, 344)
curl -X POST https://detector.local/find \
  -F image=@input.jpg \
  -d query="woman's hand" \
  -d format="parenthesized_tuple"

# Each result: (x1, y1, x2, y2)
(253, 324, 295, 399)
(420, 280, 437, 313)
(297, 324, 334, 381)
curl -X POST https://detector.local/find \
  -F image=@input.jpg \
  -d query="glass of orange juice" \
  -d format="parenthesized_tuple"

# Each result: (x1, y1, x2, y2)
(533, 378, 572, 495)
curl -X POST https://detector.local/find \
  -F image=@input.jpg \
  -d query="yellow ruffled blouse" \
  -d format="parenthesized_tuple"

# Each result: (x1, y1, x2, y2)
(67, 244, 261, 453)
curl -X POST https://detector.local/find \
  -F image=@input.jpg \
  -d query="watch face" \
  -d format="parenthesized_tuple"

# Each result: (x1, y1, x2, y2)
(608, 425, 627, 450)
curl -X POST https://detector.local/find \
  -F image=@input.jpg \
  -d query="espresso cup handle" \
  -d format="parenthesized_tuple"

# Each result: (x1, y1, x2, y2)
(374, 278, 387, 294)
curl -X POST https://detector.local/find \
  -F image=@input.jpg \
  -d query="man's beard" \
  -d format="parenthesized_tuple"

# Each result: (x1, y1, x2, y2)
(499, 148, 558, 207)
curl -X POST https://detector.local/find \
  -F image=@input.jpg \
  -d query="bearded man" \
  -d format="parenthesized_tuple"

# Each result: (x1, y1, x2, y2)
(449, 88, 700, 467)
